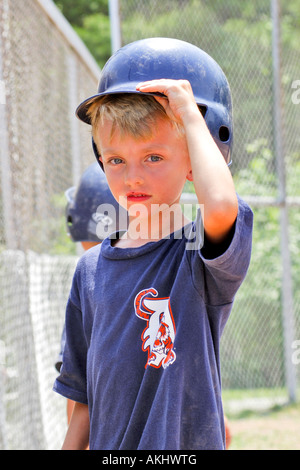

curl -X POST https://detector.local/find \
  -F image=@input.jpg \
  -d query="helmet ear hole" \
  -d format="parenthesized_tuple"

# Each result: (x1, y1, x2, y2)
(67, 215, 73, 227)
(219, 126, 230, 142)
(198, 105, 207, 118)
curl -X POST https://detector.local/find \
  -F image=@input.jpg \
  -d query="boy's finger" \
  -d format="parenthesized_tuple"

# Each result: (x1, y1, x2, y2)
(136, 80, 169, 94)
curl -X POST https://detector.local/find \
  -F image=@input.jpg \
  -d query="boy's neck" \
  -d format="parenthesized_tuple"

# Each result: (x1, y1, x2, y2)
(113, 205, 191, 248)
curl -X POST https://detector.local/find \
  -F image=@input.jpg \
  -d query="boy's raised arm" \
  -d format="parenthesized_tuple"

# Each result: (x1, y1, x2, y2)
(137, 79, 238, 245)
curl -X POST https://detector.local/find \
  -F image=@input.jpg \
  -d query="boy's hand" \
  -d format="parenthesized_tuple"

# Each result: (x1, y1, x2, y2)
(136, 79, 201, 126)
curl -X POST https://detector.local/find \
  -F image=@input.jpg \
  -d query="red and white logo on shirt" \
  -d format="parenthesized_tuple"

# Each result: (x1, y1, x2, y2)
(134, 288, 176, 369)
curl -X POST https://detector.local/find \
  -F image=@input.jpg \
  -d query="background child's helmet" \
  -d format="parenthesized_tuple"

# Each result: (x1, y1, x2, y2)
(65, 162, 127, 242)
(76, 37, 233, 166)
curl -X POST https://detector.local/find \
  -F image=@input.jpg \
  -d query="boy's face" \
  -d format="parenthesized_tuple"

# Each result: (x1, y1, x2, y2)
(96, 116, 192, 218)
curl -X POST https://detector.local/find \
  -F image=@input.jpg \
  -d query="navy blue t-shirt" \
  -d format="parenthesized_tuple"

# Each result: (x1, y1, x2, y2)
(54, 196, 253, 450)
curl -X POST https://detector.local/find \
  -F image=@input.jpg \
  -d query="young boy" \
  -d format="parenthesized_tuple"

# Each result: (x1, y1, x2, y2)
(54, 38, 253, 450)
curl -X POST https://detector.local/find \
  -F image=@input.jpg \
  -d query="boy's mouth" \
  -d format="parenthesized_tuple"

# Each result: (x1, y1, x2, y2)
(126, 192, 151, 202)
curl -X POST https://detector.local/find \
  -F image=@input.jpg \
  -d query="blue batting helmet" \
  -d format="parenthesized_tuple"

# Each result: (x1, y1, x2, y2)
(76, 37, 233, 166)
(65, 162, 127, 242)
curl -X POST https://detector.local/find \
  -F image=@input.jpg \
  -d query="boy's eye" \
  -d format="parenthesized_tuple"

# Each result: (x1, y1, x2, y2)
(109, 157, 123, 165)
(147, 155, 162, 162)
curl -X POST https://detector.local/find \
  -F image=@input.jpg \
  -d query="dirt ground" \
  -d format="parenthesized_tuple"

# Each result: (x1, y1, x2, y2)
(226, 403, 300, 450)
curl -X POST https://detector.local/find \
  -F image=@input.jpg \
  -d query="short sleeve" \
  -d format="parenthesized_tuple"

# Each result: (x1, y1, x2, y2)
(189, 195, 253, 306)
(53, 273, 88, 404)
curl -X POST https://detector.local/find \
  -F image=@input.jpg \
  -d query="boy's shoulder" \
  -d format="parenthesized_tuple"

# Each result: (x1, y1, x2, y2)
(76, 242, 102, 273)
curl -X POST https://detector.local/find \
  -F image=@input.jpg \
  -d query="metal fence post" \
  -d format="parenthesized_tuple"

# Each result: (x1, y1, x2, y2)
(67, 52, 81, 188)
(271, 0, 297, 402)
(109, 0, 122, 53)
(0, 0, 16, 249)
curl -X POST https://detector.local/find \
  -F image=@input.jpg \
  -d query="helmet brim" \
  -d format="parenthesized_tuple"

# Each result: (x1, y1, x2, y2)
(65, 186, 76, 203)
(76, 88, 179, 125)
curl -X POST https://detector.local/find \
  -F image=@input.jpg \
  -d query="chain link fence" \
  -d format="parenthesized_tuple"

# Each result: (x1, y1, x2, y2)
(0, 0, 99, 449)
(0, 0, 299, 449)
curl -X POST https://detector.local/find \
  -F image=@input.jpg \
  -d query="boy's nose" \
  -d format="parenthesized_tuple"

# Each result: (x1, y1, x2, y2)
(124, 166, 144, 186)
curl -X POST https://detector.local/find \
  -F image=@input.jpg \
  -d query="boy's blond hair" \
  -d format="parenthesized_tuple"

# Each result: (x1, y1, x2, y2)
(87, 93, 184, 142)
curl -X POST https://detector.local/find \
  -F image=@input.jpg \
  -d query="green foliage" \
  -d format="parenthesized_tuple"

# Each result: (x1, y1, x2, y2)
(53, 0, 111, 67)
(54, 0, 108, 27)
(234, 139, 277, 197)
(74, 13, 112, 67)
